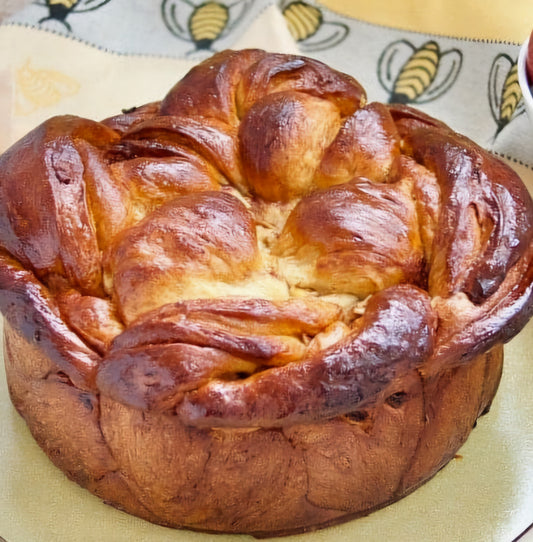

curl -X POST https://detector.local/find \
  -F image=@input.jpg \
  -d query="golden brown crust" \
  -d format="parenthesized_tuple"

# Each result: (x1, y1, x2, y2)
(0, 116, 118, 295)
(275, 177, 427, 297)
(0, 250, 99, 389)
(56, 290, 124, 354)
(316, 102, 401, 186)
(240, 90, 342, 201)
(1, 49, 533, 536)
(403, 124, 533, 303)
(172, 285, 436, 428)
(106, 191, 260, 323)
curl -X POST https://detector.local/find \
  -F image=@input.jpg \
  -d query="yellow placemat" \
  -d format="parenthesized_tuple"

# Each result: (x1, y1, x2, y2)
(321, 0, 533, 43)
(1, 2, 533, 541)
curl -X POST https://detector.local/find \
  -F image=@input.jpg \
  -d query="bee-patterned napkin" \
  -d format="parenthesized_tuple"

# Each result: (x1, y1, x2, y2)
(1, 2, 533, 542)
(2, 0, 532, 173)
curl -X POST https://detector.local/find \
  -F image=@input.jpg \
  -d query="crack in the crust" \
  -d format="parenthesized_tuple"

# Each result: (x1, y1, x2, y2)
(279, 426, 348, 520)
(92, 393, 179, 525)
(91, 392, 118, 466)
(479, 351, 494, 417)
(478, 346, 503, 417)
(88, 390, 150, 512)
(393, 367, 427, 499)
(477, 353, 492, 418)
(410, 189, 433, 286)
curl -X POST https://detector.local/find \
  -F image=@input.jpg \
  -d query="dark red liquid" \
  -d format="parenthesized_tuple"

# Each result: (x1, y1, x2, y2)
(526, 31, 533, 84)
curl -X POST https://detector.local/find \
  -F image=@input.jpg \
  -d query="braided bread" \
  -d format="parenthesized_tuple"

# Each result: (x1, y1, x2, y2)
(2, 49, 533, 536)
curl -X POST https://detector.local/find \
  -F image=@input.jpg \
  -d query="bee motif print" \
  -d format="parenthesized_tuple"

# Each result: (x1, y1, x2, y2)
(488, 53, 525, 138)
(36, 0, 112, 32)
(161, 0, 252, 54)
(280, 1, 349, 52)
(378, 39, 463, 104)
(15, 59, 80, 115)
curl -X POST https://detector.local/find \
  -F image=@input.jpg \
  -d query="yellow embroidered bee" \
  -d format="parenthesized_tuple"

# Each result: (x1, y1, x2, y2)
(378, 39, 463, 104)
(488, 53, 525, 137)
(161, 0, 251, 53)
(37, 0, 112, 32)
(15, 59, 80, 116)
(280, 0, 348, 52)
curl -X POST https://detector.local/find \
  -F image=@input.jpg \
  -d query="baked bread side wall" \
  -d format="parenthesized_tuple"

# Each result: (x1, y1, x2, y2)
(3, 320, 503, 537)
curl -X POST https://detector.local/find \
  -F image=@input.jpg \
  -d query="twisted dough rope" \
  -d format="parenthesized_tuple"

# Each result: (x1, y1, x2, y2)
(0, 49, 532, 427)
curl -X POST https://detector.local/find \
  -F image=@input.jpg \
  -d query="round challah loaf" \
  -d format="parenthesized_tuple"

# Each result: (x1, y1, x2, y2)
(1, 49, 533, 536)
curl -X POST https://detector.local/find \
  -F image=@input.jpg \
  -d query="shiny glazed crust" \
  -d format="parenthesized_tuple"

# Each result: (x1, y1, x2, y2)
(1, 49, 533, 536)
